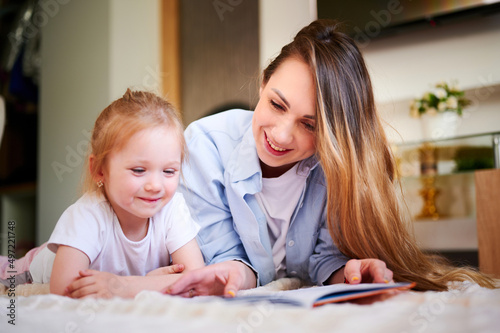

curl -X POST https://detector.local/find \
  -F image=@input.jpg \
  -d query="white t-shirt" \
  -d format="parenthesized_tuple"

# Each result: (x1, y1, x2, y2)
(255, 163, 307, 279)
(31, 192, 199, 283)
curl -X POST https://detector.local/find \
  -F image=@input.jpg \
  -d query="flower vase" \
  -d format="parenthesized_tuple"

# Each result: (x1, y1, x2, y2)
(420, 112, 460, 141)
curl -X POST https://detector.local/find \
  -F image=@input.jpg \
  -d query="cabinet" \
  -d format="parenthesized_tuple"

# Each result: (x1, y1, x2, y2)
(0, 183, 36, 257)
(0, 2, 40, 257)
(393, 131, 500, 270)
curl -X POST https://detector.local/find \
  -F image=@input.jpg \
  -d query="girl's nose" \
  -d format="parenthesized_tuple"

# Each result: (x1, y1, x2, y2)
(144, 174, 162, 192)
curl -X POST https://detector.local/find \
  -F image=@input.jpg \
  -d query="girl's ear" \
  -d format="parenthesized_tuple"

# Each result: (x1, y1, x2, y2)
(89, 154, 104, 181)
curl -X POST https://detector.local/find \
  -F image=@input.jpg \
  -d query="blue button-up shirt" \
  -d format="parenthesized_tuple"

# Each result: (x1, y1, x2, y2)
(180, 110, 348, 286)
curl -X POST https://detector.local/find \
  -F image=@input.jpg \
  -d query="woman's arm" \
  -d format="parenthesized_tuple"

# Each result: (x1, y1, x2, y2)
(50, 245, 90, 295)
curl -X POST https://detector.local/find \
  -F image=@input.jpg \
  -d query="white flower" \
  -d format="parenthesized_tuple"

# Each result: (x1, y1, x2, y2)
(427, 107, 438, 116)
(449, 83, 460, 92)
(446, 96, 458, 109)
(435, 88, 447, 99)
(409, 81, 469, 118)
(437, 101, 447, 111)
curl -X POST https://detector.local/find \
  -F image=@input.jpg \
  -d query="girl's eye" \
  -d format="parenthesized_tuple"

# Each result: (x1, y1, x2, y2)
(164, 169, 176, 176)
(270, 99, 285, 111)
(131, 168, 145, 174)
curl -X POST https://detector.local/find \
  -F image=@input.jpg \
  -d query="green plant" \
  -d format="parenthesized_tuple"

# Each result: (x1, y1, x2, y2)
(410, 81, 471, 118)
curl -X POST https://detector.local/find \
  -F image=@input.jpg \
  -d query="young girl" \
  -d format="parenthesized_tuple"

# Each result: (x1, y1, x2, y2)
(1, 89, 205, 298)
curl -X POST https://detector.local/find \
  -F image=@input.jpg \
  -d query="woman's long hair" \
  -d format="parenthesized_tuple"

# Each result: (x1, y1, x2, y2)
(263, 19, 495, 291)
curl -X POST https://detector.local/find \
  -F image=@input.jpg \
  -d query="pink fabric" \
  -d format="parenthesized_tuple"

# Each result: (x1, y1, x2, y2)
(0, 243, 47, 279)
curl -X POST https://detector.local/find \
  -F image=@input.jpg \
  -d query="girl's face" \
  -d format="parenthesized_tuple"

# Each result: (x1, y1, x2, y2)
(101, 125, 182, 226)
(253, 57, 316, 178)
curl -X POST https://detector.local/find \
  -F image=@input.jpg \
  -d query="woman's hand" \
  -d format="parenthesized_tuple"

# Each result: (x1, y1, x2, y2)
(331, 259, 394, 284)
(165, 261, 257, 297)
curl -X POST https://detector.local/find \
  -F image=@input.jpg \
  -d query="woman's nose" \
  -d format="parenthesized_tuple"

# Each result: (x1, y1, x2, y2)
(272, 120, 294, 145)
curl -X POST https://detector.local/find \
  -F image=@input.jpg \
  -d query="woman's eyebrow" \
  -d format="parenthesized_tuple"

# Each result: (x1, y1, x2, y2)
(271, 88, 290, 108)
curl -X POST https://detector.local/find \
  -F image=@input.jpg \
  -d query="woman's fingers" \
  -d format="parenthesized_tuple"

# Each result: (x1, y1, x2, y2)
(165, 271, 200, 295)
(344, 259, 362, 284)
(344, 259, 394, 284)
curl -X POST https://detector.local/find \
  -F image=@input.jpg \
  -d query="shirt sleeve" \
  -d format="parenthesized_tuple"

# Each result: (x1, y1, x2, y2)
(309, 208, 349, 285)
(163, 193, 200, 254)
(179, 122, 252, 267)
(47, 195, 108, 264)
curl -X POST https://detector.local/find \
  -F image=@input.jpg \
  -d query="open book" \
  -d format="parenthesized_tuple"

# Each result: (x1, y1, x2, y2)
(226, 282, 416, 307)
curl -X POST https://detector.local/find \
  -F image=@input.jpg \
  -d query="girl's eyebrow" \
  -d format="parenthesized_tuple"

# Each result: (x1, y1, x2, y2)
(271, 88, 290, 108)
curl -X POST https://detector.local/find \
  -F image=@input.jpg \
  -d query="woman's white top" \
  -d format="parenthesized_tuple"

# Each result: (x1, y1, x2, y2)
(255, 163, 307, 278)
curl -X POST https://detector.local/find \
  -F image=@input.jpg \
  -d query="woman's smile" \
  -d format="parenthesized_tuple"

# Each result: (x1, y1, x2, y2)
(265, 133, 290, 154)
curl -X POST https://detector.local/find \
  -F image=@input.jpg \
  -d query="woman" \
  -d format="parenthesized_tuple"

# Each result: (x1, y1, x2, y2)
(167, 19, 494, 297)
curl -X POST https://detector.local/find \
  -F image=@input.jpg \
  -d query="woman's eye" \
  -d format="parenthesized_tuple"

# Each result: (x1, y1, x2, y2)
(303, 122, 315, 132)
(270, 99, 285, 111)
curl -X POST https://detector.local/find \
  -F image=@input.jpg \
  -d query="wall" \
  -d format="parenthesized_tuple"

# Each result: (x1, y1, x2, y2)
(259, 0, 316, 70)
(38, 0, 160, 244)
(362, 12, 500, 143)
(179, 0, 259, 125)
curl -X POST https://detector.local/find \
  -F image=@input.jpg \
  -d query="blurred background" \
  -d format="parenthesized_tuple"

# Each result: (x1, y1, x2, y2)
(1, 0, 499, 268)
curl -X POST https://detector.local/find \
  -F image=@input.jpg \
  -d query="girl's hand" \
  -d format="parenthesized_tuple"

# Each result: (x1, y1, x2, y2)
(65, 269, 128, 299)
(165, 261, 256, 297)
(146, 264, 185, 276)
(343, 259, 394, 284)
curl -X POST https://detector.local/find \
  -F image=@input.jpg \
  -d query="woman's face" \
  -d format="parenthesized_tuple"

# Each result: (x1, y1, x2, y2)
(252, 57, 316, 178)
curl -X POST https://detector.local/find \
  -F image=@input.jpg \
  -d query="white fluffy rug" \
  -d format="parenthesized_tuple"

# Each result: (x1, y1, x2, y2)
(1, 279, 499, 333)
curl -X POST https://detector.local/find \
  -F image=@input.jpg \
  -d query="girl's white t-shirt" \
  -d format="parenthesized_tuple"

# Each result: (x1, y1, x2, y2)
(31, 192, 199, 283)
(254, 163, 307, 279)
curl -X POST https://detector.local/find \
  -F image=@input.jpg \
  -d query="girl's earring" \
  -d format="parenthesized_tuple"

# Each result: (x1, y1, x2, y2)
(97, 180, 104, 188)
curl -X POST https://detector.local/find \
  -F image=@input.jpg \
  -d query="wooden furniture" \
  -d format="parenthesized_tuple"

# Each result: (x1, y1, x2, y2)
(475, 169, 500, 278)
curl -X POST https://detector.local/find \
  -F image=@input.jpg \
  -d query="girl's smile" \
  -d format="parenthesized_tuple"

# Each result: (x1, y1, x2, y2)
(100, 126, 182, 233)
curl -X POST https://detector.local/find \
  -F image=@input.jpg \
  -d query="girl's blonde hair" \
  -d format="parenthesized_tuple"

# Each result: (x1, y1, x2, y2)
(263, 20, 495, 291)
(83, 89, 186, 196)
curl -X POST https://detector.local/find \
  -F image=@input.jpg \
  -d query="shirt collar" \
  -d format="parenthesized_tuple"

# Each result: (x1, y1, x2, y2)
(227, 125, 262, 183)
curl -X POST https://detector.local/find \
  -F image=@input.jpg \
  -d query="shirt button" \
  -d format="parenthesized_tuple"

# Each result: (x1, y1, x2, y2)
(288, 240, 295, 247)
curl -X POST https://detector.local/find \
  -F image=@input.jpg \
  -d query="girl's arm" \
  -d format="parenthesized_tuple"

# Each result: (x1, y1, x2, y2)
(146, 239, 204, 276)
(170, 238, 205, 271)
(65, 238, 205, 299)
(50, 245, 90, 295)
